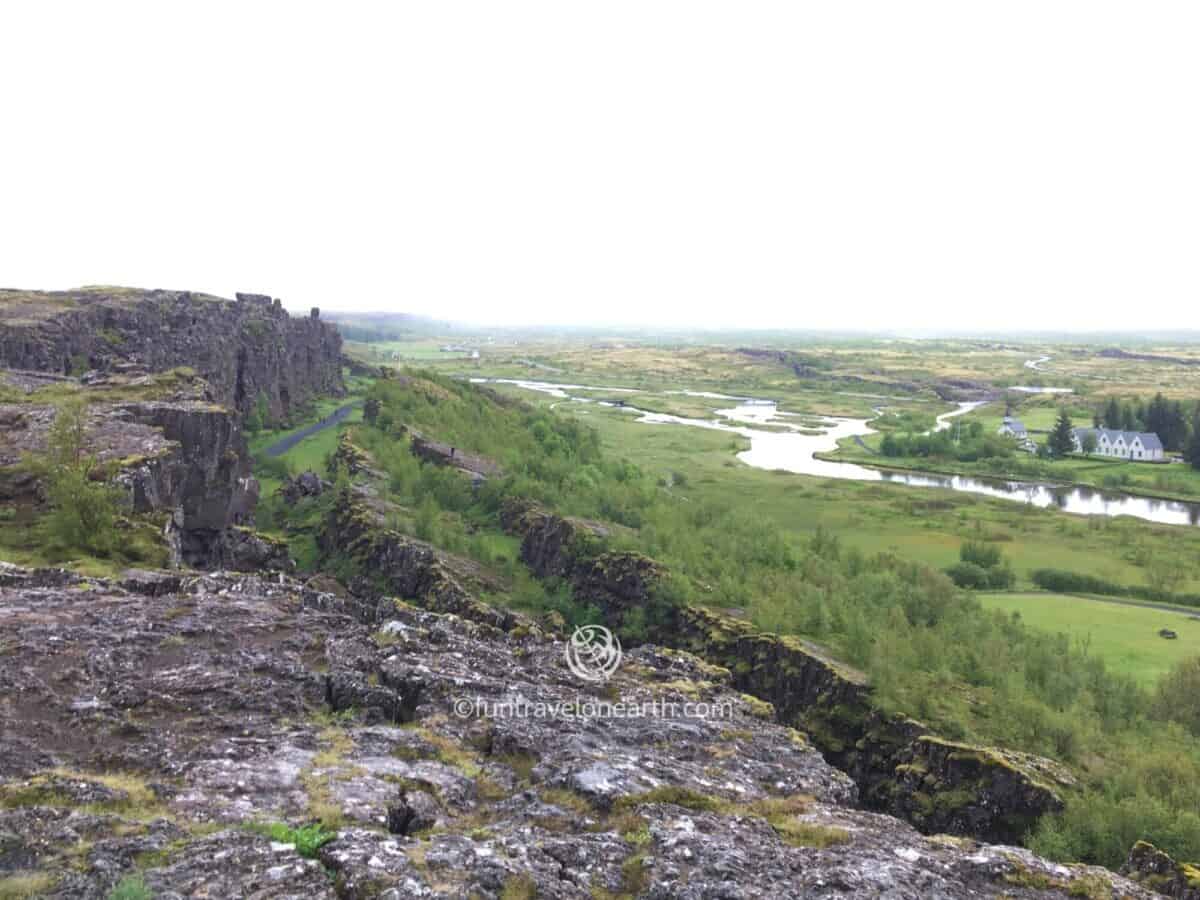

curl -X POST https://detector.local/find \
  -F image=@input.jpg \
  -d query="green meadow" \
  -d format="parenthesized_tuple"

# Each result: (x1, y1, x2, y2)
(979, 592, 1200, 685)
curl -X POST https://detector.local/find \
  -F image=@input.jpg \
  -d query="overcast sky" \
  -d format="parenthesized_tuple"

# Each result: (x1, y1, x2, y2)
(2, 2, 1197, 330)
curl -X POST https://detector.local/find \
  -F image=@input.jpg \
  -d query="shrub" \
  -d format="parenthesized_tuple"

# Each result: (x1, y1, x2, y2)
(40, 398, 122, 556)
(945, 542, 1015, 589)
(1151, 657, 1200, 736)
(1031, 568, 1200, 608)
(945, 561, 990, 589)
(246, 821, 336, 858)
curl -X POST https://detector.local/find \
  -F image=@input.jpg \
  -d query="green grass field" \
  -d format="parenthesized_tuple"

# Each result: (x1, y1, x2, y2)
(979, 591, 1200, 685)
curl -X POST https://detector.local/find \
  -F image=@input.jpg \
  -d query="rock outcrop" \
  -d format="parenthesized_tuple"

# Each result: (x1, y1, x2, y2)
(0, 286, 343, 421)
(0, 368, 275, 569)
(0, 562, 1159, 899)
(317, 481, 523, 631)
(500, 500, 1071, 846)
(1123, 842, 1200, 899)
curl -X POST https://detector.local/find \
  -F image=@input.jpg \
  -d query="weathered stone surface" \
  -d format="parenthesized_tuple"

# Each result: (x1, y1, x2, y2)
(1123, 841, 1200, 899)
(0, 562, 1158, 897)
(198, 526, 294, 573)
(409, 431, 501, 480)
(0, 287, 343, 421)
(279, 469, 329, 504)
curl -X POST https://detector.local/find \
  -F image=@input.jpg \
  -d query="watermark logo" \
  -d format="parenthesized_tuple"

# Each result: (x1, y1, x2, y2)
(565, 624, 622, 682)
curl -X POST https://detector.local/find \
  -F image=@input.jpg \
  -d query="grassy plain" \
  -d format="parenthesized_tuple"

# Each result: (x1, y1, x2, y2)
(979, 591, 1200, 685)
(482, 385, 1200, 594)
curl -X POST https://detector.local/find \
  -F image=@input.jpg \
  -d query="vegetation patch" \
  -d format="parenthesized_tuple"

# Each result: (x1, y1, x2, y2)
(245, 821, 336, 858)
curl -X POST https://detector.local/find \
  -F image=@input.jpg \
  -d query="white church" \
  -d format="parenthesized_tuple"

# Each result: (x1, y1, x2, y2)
(1070, 427, 1165, 461)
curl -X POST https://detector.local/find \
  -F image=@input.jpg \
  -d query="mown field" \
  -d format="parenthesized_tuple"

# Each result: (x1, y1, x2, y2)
(979, 591, 1200, 685)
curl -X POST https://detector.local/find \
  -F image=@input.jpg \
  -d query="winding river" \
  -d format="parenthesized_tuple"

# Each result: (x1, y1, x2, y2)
(471, 378, 1200, 527)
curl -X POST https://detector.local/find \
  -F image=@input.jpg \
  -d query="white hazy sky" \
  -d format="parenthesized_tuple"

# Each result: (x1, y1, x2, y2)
(2, 2, 1197, 330)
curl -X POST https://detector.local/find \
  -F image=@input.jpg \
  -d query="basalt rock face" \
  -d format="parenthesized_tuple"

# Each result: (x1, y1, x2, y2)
(0, 562, 1157, 899)
(500, 499, 663, 619)
(0, 287, 344, 421)
(501, 501, 1070, 846)
(1123, 841, 1200, 899)
(0, 369, 267, 569)
(317, 481, 524, 631)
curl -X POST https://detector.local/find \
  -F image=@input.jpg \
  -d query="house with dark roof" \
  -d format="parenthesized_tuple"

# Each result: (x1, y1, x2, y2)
(1071, 427, 1164, 461)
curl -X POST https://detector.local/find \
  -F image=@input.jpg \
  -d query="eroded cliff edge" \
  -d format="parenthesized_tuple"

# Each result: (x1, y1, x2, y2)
(0, 286, 343, 421)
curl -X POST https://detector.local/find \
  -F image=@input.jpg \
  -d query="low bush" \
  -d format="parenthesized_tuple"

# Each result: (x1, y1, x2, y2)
(1031, 568, 1200, 609)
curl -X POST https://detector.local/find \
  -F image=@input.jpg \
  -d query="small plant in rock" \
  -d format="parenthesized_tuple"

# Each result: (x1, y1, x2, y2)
(246, 821, 337, 858)
(106, 875, 152, 900)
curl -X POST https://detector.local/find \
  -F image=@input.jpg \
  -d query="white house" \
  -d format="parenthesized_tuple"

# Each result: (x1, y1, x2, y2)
(997, 416, 1037, 452)
(1071, 427, 1164, 461)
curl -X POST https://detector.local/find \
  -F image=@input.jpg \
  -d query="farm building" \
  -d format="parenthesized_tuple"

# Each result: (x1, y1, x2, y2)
(1071, 427, 1164, 461)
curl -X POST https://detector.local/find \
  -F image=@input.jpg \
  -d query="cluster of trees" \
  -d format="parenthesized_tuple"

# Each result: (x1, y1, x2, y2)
(314, 370, 1200, 869)
(1093, 395, 1200, 471)
(1095, 394, 1191, 451)
(944, 540, 1015, 589)
(243, 393, 272, 433)
(879, 422, 1015, 462)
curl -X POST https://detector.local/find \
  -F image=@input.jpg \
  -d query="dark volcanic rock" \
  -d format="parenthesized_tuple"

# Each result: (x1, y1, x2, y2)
(196, 525, 294, 573)
(0, 562, 1160, 898)
(0, 287, 343, 421)
(1123, 841, 1200, 899)
(279, 469, 329, 504)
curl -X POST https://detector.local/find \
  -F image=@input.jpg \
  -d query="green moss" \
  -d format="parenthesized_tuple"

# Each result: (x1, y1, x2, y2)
(613, 786, 722, 813)
(738, 693, 776, 720)
(0, 873, 58, 899)
(499, 874, 537, 900)
(106, 874, 152, 900)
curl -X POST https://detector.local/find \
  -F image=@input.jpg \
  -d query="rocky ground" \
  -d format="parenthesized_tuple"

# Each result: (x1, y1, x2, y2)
(0, 562, 1166, 898)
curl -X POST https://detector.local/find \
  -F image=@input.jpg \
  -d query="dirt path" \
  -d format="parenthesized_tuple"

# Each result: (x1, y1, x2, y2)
(262, 402, 361, 457)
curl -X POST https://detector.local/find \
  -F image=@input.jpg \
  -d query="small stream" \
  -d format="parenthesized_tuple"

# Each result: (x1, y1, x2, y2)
(472, 378, 1200, 527)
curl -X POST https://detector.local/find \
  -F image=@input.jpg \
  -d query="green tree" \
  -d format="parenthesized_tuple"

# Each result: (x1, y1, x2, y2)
(1080, 431, 1098, 455)
(41, 397, 121, 555)
(1186, 413, 1200, 471)
(1102, 397, 1122, 429)
(1152, 657, 1200, 736)
(245, 392, 270, 433)
(1047, 409, 1075, 459)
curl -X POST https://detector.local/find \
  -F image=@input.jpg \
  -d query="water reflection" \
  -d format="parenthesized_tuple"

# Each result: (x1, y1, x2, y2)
(471, 378, 1200, 527)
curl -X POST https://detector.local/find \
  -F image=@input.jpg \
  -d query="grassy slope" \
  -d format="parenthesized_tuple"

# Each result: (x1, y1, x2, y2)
(979, 592, 1200, 685)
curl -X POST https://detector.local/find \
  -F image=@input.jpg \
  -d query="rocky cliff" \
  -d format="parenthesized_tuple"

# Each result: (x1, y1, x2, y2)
(498, 499, 1071, 847)
(0, 562, 1157, 899)
(0, 368, 279, 570)
(0, 286, 343, 422)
